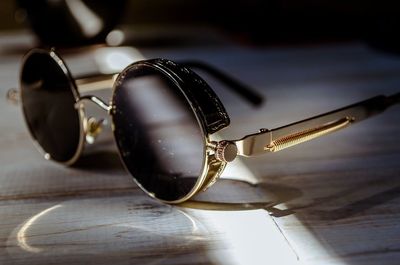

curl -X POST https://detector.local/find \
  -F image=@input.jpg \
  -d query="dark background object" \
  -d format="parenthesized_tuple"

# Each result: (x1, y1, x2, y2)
(16, 0, 127, 46)
(2, 0, 400, 53)
(119, 1, 400, 53)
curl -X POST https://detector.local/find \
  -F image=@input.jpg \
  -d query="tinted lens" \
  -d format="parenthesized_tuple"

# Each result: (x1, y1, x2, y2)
(20, 51, 81, 163)
(112, 67, 205, 202)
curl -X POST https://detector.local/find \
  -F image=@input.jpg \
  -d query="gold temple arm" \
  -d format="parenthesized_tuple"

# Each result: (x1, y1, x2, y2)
(233, 93, 400, 157)
(5, 74, 117, 106)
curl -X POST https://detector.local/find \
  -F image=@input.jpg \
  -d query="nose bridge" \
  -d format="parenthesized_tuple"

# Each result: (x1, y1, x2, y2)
(75, 95, 111, 145)
(75, 95, 111, 113)
(73, 73, 117, 113)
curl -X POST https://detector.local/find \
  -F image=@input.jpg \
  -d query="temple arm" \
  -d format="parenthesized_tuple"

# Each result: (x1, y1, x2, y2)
(7, 61, 262, 106)
(179, 60, 263, 106)
(234, 93, 400, 157)
(74, 61, 263, 106)
(5, 74, 117, 105)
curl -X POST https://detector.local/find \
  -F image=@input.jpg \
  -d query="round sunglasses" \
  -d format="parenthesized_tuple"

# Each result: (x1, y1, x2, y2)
(12, 48, 400, 203)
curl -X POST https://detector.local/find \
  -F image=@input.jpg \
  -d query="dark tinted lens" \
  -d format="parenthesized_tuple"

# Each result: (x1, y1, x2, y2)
(112, 68, 205, 202)
(20, 51, 81, 163)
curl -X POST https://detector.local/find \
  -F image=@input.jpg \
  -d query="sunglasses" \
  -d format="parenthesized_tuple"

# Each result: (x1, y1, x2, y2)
(10, 48, 400, 203)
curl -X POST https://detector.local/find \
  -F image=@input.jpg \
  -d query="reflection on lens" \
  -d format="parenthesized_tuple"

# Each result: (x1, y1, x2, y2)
(20, 50, 81, 163)
(112, 67, 205, 202)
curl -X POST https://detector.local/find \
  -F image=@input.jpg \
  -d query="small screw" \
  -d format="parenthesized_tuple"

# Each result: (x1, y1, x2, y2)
(215, 141, 238, 162)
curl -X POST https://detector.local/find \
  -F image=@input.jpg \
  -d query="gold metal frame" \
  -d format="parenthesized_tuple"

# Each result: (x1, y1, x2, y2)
(13, 49, 400, 204)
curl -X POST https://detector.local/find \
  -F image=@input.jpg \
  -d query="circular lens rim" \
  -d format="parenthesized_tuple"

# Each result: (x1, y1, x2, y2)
(20, 48, 86, 165)
(110, 60, 211, 204)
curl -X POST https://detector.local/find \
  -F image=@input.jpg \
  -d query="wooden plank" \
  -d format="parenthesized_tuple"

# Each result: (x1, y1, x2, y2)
(1, 35, 400, 264)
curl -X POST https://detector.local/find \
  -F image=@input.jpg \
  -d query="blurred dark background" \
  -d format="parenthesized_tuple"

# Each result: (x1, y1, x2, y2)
(1, 0, 399, 52)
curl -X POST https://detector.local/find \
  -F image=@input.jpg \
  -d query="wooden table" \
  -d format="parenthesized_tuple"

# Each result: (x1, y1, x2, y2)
(1, 32, 400, 265)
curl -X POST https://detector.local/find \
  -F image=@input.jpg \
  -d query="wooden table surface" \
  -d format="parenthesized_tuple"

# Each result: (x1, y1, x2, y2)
(1, 31, 400, 265)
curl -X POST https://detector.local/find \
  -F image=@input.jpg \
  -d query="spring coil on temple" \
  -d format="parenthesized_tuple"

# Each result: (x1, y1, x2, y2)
(265, 116, 354, 152)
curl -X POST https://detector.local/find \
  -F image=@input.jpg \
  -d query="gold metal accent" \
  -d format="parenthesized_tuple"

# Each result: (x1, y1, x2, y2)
(206, 141, 218, 150)
(200, 155, 227, 192)
(265, 117, 354, 152)
(215, 141, 238, 162)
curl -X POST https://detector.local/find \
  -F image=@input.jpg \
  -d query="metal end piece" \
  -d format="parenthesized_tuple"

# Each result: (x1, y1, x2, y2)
(215, 141, 238, 162)
(6, 88, 20, 105)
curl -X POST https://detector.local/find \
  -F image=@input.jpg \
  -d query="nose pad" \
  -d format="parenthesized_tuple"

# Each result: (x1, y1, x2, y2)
(85, 117, 107, 144)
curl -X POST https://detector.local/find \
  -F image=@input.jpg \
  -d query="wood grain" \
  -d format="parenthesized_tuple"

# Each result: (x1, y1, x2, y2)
(1, 34, 400, 265)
